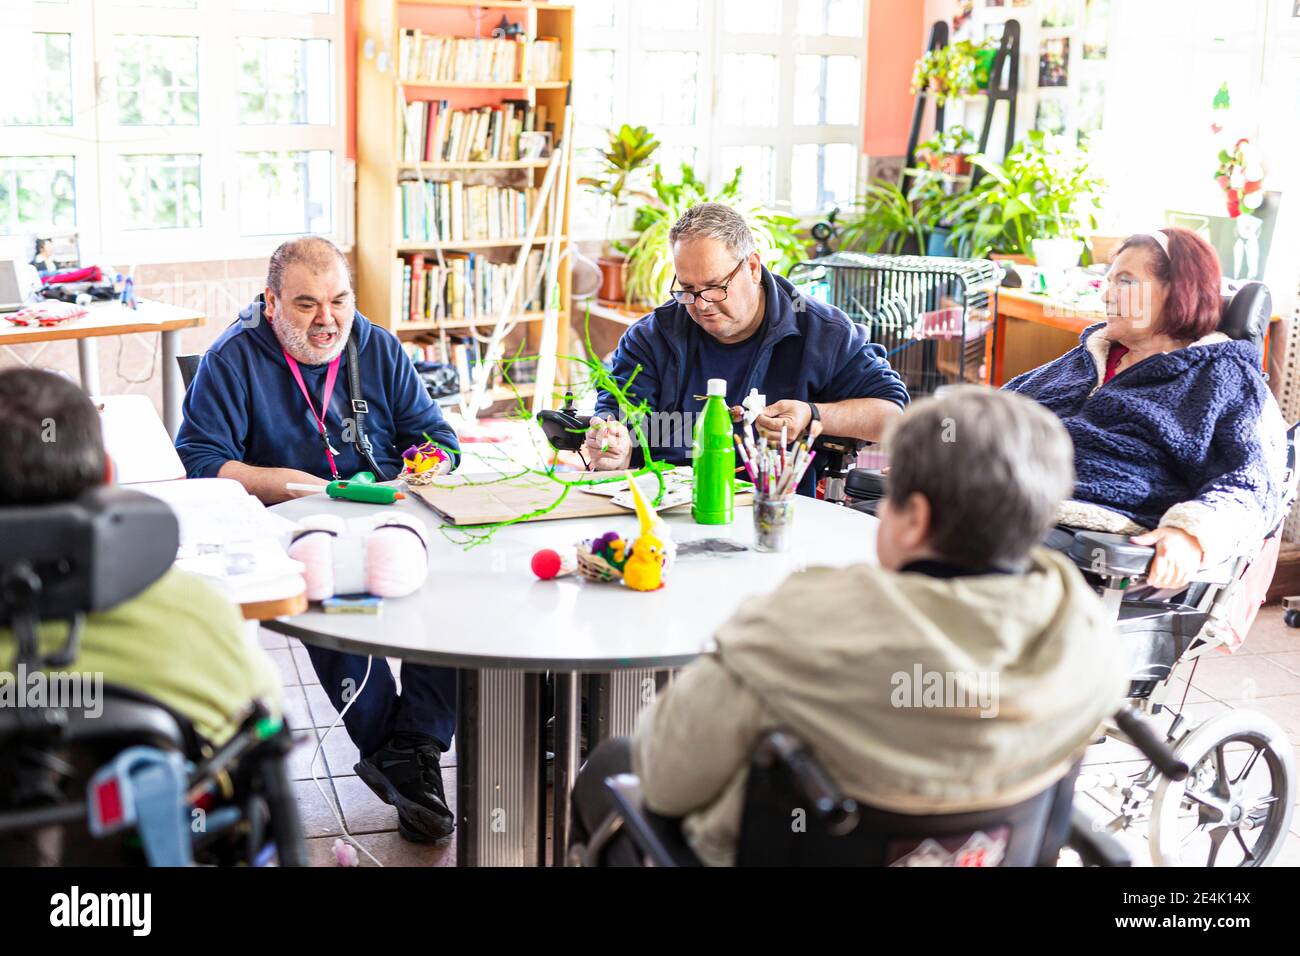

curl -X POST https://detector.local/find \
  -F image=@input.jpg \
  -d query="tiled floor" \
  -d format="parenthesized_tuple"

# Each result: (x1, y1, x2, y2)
(270, 605, 1300, 867)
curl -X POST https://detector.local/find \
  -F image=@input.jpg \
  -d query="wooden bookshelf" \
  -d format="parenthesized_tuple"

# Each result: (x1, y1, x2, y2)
(355, 0, 574, 408)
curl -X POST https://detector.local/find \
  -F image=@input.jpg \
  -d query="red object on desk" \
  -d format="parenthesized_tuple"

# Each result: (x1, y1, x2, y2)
(4, 305, 88, 327)
(41, 265, 103, 285)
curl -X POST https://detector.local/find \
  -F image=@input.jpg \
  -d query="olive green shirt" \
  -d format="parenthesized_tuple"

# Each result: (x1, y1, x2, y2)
(1, 568, 282, 746)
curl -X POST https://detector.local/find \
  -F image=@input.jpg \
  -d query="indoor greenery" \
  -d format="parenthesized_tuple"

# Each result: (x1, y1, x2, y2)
(942, 130, 1106, 258)
(577, 123, 661, 254)
(836, 167, 951, 256)
(910, 38, 998, 106)
(623, 162, 807, 308)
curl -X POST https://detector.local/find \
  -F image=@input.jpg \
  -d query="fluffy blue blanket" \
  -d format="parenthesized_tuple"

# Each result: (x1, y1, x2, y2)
(1004, 324, 1286, 554)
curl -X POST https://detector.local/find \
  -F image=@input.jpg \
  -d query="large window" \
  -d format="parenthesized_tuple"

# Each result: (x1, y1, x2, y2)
(571, 0, 865, 236)
(0, 0, 346, 263)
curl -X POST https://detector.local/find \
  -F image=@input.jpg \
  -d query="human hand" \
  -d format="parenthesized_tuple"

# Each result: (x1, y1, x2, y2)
(754, 400, 813, 444)
(583, 415, 633, 471)
(1130, 526, 1204, 590)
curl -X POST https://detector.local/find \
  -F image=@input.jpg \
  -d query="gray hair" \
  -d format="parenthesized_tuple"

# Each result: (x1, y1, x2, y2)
(267, 236, 350, 295)
(884, 386, 1075, 568)
(668, 202, 757, 259)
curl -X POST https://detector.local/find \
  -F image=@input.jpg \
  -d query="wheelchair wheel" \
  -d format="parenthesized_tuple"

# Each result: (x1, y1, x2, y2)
(1149, 710, 1295, 867)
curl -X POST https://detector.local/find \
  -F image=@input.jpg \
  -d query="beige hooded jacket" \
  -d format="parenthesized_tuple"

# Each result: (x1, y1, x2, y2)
(630, 547, 1129, 866)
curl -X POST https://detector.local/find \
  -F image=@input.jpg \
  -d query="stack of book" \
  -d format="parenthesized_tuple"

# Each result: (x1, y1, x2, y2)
(400, 32, 524, 84)
(398, 180, 546, 243)
(523, 38, 563, 82)
(402, 100, 552, 164)
(398, 250, 546, 325)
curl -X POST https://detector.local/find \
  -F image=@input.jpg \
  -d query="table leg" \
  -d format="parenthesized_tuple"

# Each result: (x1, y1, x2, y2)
(77, 338, 101, 396)
(161, 328, 183, 438)
(455, 668, 543, 867)
(551, 670, 580, 866)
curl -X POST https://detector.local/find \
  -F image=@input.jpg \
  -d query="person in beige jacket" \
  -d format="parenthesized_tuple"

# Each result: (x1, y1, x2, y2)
(570, 386, 1131, 866)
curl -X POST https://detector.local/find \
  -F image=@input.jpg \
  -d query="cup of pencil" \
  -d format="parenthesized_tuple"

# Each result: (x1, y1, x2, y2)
(735, 426, 816, 554)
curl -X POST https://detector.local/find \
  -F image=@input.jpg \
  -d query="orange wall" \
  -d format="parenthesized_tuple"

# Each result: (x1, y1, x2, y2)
(863, 0, 926, 156)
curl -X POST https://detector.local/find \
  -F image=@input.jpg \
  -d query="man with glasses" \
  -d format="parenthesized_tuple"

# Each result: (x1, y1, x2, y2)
(586, 203, 908, 494)
(175, 236, 461, 845)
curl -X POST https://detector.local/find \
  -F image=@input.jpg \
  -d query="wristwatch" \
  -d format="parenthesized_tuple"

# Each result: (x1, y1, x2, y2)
(805, 400, 820, 436)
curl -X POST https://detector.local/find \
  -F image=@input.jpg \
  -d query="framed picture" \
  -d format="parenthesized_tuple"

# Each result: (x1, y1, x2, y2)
(1166, 192, 1283, 282)
(518, 131, 552, 159)
(1041, 0, 1075, 28)
(1039, 37, 1070, 87)
(1035, 97, 1068, 135)
(1083, 0, 1110, 59)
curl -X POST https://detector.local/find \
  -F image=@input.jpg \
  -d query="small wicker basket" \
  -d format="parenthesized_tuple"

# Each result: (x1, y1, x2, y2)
(575, 541, 623, 582)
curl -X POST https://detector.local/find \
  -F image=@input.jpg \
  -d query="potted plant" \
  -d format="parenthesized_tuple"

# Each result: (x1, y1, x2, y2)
(916, 125, 977, 176)
(578, 123, 661, 302)
(910, 38, 998, 107)
(623, 162, 807, 309)
(836, 163, 958, 258)
(942, 130, 1106, 265)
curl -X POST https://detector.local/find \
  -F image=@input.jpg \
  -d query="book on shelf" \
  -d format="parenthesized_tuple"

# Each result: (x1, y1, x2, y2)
(398, 31, 564, 85)
(400, 336, 533, 394)
(397, 249, 546, 325)
(397, 179, 547, 243)
(403, 99, 553, 165)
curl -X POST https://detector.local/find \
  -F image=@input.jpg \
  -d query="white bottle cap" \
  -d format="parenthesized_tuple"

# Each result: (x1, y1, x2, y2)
(707, 378, 727, 397)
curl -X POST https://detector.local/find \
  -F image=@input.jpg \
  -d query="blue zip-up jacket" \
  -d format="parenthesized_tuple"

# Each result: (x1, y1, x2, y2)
(595, 267, 909, 495)
(176, 297, 459, 482)
(1004, 322, 1287, 561)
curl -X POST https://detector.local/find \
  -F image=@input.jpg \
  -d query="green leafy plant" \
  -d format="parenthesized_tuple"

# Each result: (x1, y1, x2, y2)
(835, 167, 954, 256)
(577, 124, 661, 254)
(942, 130, 1106, 258)
(623, 162, 807, 308)
(910, 38, 997, 106)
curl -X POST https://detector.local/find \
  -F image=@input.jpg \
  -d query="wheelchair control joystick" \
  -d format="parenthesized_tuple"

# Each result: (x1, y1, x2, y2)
(537, 390, 593, 454)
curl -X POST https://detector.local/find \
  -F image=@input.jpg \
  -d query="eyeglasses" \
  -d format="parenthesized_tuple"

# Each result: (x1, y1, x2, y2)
(669, 259, 746, 305)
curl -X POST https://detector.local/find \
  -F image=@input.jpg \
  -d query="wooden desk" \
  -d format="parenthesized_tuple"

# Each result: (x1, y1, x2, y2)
(991, 287, 1279, 385)
(0, 299, 206, 437)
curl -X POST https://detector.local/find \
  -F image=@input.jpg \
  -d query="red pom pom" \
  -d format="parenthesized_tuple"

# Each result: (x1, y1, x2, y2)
(531, 549, 562, 580)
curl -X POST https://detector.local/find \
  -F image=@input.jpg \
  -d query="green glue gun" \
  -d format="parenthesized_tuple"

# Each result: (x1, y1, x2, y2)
(288, 472, 405, 505)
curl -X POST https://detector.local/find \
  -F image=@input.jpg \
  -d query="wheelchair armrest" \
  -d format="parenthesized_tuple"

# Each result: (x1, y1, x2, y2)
(602, 774, 703, 867)
(1067, 531, 1155, 578)
(844, 468, 885, 502)
(1065, 805, 1131, 867)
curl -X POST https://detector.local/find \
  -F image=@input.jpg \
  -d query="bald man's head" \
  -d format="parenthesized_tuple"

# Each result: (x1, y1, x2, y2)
(266, 236, 351, 296)
(264, 237, 355, 365)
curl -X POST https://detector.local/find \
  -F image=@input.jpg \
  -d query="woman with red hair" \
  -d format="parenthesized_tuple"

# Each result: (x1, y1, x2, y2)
(1005, 226, 1287, 590)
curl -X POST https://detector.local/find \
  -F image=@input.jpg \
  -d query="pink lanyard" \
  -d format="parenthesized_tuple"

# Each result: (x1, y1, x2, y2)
(283, 350, 342, 479)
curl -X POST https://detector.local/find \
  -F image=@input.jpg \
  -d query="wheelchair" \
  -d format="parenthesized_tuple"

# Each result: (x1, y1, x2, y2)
(570, 708, 1188, 867)
(836, 281, 1297, 866)
(0, 486, 307, 866)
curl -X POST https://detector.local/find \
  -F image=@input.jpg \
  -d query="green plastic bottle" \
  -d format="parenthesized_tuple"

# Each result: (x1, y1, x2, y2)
(692, 377, 735, 525)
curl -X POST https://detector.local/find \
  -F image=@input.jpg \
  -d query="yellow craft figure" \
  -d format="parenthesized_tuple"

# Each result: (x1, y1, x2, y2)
(621, 473, 667, 592)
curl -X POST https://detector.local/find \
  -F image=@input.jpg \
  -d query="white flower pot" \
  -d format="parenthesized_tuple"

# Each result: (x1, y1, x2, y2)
(1031, 237, 1083, 292)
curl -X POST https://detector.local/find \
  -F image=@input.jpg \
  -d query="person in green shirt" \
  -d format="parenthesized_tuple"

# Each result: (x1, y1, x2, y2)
(0, 369, 281, 746)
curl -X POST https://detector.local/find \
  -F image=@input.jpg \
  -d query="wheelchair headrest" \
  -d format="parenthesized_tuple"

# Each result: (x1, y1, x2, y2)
(0, 486, 177, 626)
(1219, 281, 1270, 351)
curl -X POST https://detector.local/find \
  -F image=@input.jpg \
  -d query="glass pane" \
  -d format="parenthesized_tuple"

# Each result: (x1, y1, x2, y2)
(723, 0, 781, 33)
(656, 145, 698, 179)
(719, 145, 775, 203)
(114, 35, 199, 126)
(825, 55, 860, 125)
(239, 150, 332, 236)
(791, 143, 856, 214)
(797, 0, 863, 36)
(795, 55, 860, 125)
(658, 0, 701, 30)
(640, 50, 698, 126)
(114, 0, 197, 7)
(117, 154, 201, 230)
(0, 156, 76, 235)
(233, 0, 331, 11)
(575, 0, 616, 32)
(2, 33, 73, 127)
(575, 49, 616, 128)
(722, 53, 778, 127)
(237, 37, 332, 125)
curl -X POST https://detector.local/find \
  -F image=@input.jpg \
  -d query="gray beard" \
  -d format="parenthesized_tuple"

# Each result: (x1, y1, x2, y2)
(271, 313, 353, 365)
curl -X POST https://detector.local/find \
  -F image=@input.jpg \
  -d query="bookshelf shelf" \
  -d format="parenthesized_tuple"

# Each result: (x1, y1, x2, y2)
(357, 0, 574, 410)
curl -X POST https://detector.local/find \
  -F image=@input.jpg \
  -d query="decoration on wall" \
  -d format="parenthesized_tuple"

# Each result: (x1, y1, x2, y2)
(1034, 97, 1068, 135)
(1038, 37, 1069, 87)
(1082, 0, 1110, 59)
(1210, 84, 1265, 219)
(1041, 0, 1075, 28)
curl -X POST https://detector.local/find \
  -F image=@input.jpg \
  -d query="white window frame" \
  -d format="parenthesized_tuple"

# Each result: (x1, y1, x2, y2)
(1, 0, 347, 265)
(571, 0, 866, 239)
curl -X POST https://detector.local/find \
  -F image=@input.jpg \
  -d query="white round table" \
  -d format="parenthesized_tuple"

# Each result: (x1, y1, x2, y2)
(263, 491, 878, 866)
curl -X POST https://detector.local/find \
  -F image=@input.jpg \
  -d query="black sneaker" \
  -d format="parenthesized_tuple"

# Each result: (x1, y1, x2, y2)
(355, 732, 454, 842)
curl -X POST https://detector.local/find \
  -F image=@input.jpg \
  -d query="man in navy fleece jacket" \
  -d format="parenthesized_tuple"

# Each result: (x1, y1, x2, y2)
(587, 203, 908, 494)
(176, 236, 460, 843)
